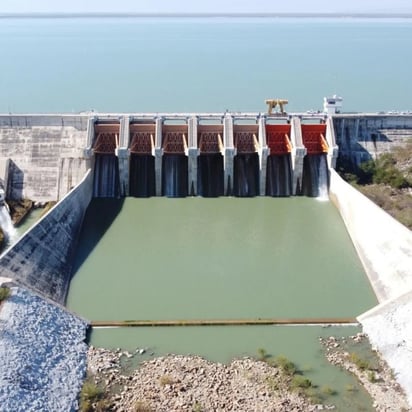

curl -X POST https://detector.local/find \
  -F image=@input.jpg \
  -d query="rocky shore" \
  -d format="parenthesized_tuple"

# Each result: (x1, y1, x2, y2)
(86, 347, 329, 412)
(321, 333, 411, 412)
(84, 333, 412, 412)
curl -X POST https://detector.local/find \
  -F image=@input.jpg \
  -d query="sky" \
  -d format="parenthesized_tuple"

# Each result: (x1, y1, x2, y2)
(1, 0, 412, 14)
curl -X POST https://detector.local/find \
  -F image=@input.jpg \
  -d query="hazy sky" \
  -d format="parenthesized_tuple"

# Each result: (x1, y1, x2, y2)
(1, 0, 412, 14)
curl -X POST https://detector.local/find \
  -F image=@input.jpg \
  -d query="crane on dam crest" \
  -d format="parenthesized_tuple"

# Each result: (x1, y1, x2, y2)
(265, 98, 288, 114)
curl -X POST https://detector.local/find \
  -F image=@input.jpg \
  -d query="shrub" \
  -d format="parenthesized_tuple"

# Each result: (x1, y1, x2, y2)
(358, 159, 376, 184)
(321, 385, 337, 396)
(192, 401, 204, 412)
(368, 371, 378, 383)
(159, 375, 174, 386)
(0, 287, 11, 303)
(345, 384, 357, 392)
(348, 353, 371, 371)
(265, 375, 279, 392)
(291, 375, 312, 390)
(274, 355, 296, 376)
(79, 380, 104, 412)
(358, 153, 410, 189)
(257, 347, 271, 362)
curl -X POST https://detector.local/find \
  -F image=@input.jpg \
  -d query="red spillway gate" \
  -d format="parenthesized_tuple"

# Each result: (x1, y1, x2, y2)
(93, 124, 120, 154)
(265, 124, 292, 154)
(301, 124, 328, 154)
(162, 125, 188, 154)
(129, 124, 155, 154)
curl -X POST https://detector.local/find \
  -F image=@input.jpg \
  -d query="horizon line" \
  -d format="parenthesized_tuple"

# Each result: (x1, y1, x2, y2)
(1, 12, 412, 19)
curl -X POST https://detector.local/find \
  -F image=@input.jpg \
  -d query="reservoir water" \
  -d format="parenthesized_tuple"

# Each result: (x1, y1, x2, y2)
(1, 17, 412, 113)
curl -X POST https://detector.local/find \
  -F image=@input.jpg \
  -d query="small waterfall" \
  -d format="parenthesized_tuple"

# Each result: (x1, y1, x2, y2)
(317, 154, 329, 201)
(0, 205, 17, 243)
(265, 154, 293, 197)
(301, 154, 329, 198)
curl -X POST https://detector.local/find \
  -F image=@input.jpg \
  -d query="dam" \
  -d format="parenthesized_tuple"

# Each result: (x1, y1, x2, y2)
(0, 111, 338, 204)
(0, 111, 412, 410)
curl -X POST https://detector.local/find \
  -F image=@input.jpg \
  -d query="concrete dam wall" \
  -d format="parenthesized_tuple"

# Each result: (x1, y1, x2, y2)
(0, 112, 410, 202)
(0, 113, 341, 200)
(0, 170, 93, 303)
(0, 115, 90, 202)
(333, 114, 412, 166)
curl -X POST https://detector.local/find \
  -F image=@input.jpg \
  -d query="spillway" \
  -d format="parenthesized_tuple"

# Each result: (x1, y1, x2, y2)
(197, 153, 224, 197)
(93, 154, 120, 198)
(129, 154, 156, 197)
(87, 114, 336, 199)
(301, 153, 329, 197)
(265, 154, 293, 197)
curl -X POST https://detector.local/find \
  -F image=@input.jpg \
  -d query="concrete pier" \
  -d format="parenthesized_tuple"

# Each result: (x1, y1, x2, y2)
(223, 114, 235, 195)
(154, 117, 163, 196)
(290, 116, 306, 194)
(187, 116, 198, 195)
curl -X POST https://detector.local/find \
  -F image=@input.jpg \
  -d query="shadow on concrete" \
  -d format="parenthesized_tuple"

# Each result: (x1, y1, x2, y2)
(6, 160, 24, 200)
(70, 198, 124, 278)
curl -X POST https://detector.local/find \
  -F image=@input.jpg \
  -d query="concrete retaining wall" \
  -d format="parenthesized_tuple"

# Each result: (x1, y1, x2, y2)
(0, 115, 89, 202)
(0, 169, 93, 303)
(358, 290, 412, 406)
(329, 169, 412, 302)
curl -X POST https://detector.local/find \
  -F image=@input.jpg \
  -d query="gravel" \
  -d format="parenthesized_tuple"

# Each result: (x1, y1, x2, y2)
(0, 286, 88, 412)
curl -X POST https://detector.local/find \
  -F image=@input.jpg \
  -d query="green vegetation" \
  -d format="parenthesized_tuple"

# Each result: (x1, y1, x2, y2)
(273, 355, 297, 376)
(159, 374, 175, 386)
(265, 375, 279, 391)
(358, 154, 410, 188)
(0, 286, 11, 303)
(255, 350, 340, 405)
(257, 347, 271, 362)
(290, 375, 312, 390)
(368, 371, 378, 383)
(192, 401, 204, 412)
(321, 385, 337, 396)
(345, 384, 358, 393)
(348, 352, 373, 371)
(79, 378, 106, 412)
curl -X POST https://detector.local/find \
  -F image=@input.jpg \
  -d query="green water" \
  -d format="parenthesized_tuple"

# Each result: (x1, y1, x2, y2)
(67, 197, 376, 321)
(67, 197, 377, 410)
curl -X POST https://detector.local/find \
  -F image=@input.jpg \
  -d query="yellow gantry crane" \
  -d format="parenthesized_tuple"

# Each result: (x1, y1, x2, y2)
(265, 98, 288, 114)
